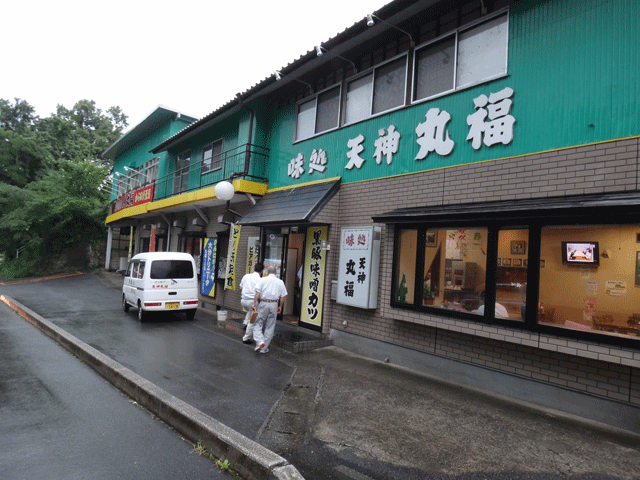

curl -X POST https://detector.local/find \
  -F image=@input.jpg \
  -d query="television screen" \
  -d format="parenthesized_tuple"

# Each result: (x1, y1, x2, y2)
(561, 241, 599, 265)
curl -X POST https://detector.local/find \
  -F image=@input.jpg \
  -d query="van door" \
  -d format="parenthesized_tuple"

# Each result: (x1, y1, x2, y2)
(123, 260, 135, 305)
(131, 261, 145, 306)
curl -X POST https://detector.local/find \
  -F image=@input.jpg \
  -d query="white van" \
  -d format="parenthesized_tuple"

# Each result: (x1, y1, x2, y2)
(122, 252, 199, 321)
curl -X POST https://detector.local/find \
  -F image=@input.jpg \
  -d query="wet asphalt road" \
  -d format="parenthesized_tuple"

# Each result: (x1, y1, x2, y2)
(3, 272, 640, 480)
(0, 296, 226, 479)
(1, 273, 294, 441)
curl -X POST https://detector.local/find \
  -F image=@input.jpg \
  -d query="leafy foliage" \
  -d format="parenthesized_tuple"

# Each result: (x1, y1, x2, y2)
(0, 98, 127, 278)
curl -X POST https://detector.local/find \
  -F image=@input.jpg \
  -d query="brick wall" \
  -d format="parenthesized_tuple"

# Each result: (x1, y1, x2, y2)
(324, 136, 640, 406)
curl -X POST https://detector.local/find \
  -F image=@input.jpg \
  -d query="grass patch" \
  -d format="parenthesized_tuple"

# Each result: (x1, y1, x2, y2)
(191, 440, 239, 477)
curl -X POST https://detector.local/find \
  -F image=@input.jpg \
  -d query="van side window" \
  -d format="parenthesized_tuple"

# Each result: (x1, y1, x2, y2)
(137, 261, 145, 278)
(126, 261, 136, 278)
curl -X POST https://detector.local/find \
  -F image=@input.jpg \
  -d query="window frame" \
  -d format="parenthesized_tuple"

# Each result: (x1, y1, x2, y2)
(411, 9, 509, 105)
(343, 52, 409, 127)
(294, 84, 342, 143)
(174, 150, 191, 194)
(144, 157, 159, 185)
(201, 139, 224, 175)
(390, 214, 640, 349)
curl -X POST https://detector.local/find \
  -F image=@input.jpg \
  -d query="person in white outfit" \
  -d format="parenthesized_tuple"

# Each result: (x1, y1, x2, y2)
(252, 265, 287, 354)
(239, 262, 263, 344)
(473, 289, 510, 318)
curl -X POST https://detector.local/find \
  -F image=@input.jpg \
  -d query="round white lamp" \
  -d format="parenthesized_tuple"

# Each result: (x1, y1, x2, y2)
(214, 181, 235, 201)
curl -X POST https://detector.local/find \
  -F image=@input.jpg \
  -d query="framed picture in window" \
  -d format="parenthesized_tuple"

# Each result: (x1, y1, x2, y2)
(513, 259, 522, 267)
(425, 230, 437, 247)
(497, 258, 502, 266)
(511, 240, 526, 255)
(503, 258, 512, 266)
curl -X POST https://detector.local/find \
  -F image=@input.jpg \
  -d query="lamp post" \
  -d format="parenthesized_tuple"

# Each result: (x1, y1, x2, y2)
(214, 180, 235, 201)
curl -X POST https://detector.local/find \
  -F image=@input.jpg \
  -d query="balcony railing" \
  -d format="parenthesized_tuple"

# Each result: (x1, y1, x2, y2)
(110, 143, 269, 213)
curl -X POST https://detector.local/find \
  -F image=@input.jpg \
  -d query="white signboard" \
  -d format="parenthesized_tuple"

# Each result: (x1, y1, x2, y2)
(336, 226, 381, 309)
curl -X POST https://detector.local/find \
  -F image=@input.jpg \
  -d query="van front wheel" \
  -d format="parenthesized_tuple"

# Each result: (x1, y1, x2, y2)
(122, 295, 130, 313)
(138, 302, 147, 322)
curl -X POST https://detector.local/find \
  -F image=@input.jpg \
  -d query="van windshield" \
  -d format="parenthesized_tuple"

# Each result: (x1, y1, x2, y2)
(150, 260, 194, 279)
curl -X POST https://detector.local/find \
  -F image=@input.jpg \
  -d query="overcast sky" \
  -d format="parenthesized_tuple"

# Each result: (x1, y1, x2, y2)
(2, 0, 389, 130)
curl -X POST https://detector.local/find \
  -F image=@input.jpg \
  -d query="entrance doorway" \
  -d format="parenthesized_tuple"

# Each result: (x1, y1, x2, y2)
(262, 228, 306, 326)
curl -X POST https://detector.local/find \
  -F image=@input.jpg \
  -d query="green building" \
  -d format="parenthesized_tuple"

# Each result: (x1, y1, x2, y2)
(104, 0, 640, 433)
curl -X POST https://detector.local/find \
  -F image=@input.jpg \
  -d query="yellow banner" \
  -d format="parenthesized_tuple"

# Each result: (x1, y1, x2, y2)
(300, 226, 327, 328)
(246, 236, 260, 275)
(225, 224, 242, 290)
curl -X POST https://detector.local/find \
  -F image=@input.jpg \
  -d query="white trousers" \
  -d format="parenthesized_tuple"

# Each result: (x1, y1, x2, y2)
(241, 298, 255, 341)
(252, 301, 277, 350)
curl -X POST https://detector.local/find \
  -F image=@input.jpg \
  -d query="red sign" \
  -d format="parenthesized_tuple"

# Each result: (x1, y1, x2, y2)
(113, 184, 155, 213)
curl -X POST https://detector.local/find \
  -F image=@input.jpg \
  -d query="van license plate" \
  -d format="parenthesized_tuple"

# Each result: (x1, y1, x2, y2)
(165, 302, 179, 309)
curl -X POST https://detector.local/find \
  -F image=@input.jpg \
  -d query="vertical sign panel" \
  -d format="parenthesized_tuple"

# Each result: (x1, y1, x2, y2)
(300, 226, 328, 329)
(245, 236, 260, 275)
(201, 237, 217, 297)
(128, 226, 134, 261)
(225, 224, 241, 290)
(337, 226, 380, 309)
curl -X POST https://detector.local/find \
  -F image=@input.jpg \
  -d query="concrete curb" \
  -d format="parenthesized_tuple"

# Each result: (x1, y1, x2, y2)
(1, 294, 304, 480)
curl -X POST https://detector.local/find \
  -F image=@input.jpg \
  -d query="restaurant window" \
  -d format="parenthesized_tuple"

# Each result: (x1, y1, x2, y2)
(413, 12, 508, 102)
(394, 229, 417, 304)
(538, 225, 640, 340)
(295, 85, 341, 141)
(394, 227, 488, 315)
(439, 228, 487, 314)
(391, 218, 640, 344)
(495, 227, 528, 322)
(202, 139, 223, 174)
(345, 55, 407, 125)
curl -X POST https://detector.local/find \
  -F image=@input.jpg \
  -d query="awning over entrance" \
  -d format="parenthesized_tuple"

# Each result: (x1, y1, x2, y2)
(238, 179, 340, 226)
(372, 192, 640, 224)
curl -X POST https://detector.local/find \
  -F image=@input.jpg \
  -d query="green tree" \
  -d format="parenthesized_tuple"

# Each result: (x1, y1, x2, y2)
(38, 99, 128, 165)
(0, 98, 127, 277)
(0, 129, 53, 187)
(0, 98, 38, 133)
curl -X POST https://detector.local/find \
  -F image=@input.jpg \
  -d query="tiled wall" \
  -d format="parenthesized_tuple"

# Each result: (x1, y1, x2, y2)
(323, 136, 640, 406)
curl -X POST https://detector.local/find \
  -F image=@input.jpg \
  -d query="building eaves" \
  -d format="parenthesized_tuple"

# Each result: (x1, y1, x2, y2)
(103, 105, 198, 160)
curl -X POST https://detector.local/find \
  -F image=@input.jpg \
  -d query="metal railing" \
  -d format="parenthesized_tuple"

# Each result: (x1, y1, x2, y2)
(111, 143, 269, 210)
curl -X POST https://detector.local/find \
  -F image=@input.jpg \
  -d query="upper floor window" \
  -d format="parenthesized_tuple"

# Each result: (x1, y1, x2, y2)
(174, 150, 191, 194)
(144, 157, 159, 184)
(129, 166, 144, 190)
(202, 139, 223, 174)
(414, 12, 508, 102)
(295, 85, 341, 141)
(345, 55, 407, 125)
(116, 175, 127, 198)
